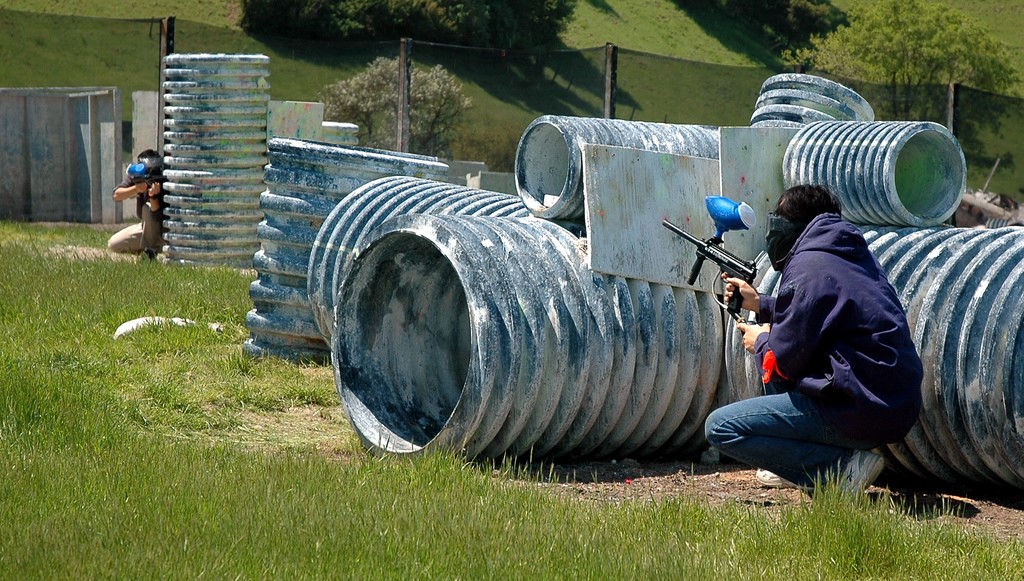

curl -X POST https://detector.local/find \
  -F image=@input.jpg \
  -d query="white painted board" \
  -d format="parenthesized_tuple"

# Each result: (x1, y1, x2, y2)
(718, 126, 800, 262)
(582, 144, 722, 291)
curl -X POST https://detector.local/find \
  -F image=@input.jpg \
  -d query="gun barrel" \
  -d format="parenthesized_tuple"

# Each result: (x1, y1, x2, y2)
(663, 218, 757, 283)
(661, 219, 700, 246)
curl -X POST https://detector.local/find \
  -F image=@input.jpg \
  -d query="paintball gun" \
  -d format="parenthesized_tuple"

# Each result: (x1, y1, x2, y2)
(127, 156, 167, 188)
(662, 196, 758, 320)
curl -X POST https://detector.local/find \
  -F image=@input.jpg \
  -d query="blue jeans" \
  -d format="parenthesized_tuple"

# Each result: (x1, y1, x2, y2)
(704, 390, 880, 489)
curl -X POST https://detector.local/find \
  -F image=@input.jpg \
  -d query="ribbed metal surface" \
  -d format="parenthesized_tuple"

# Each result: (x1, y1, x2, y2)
(869, 226, 1024, 488)
(244, 138, 450, 362)
(750, 73, 874, 127)
(783, 121, 966, 227)
(308, 175, 531, 343)
(514, 115, 720, 220)
(724, 226, 1024, 489)
(160, 53, 270, 268)
(332, 213, 722, 460)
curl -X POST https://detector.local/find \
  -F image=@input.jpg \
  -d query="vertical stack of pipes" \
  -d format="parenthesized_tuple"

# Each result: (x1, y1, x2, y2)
(160, 53, 270, 268)
(243, 138, 450, 362)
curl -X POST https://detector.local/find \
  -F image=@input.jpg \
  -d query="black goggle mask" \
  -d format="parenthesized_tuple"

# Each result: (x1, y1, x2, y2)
(765, 212, 806, 270)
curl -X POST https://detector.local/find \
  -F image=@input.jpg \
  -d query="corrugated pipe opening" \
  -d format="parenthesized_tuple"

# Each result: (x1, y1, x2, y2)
(514, 115, 720, 221)
(335, 226, 472, 453)
(890, 127, 965, 223)
(514, 121, 572, 218)
(784, 121, 965, 227)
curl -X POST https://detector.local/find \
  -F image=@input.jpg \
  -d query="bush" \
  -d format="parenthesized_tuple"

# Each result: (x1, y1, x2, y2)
(319, 57, 472, 158)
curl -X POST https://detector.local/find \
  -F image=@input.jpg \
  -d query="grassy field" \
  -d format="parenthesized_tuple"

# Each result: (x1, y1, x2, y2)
(2, 221, 1022, 577)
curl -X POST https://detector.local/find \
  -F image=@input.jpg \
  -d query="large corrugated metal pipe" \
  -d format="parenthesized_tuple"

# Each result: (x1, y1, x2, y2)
(783, 121, 966, 227)
(724, 226, 1024, 490)
(864, 226, 1024, 489)
(514, 115, 720, 220)
(750, 73, 874, 128)
(332, 213, 723, 460)
(308, 176, 530, 344)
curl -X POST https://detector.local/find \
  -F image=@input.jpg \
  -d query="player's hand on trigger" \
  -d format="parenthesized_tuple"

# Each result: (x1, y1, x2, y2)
(721, 273, 760, 313)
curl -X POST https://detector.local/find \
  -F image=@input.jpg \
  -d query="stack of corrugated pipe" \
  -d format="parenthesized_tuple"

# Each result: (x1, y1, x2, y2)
(160, 53, 270, 268)
(749, 73, 875, 127)
(244, 138, 450, 362)
(311, 72, 1022, 492)
(726, 83, 1024, 489)
(324, 116, 743, 460)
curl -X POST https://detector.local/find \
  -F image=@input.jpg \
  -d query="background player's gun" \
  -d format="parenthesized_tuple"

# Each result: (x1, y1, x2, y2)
(128, 157, 167, 188)
(662, 196, 757, 320)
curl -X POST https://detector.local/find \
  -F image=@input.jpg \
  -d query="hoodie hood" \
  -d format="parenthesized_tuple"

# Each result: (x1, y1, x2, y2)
(788, 213, 870, 265)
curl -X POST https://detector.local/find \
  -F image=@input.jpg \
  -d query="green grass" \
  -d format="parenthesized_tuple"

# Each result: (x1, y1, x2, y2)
(0, 0, 241, 28)
(561, 0, 781, 67)
(2, 0, 1021, 73)
(2, 221, 1023, 577)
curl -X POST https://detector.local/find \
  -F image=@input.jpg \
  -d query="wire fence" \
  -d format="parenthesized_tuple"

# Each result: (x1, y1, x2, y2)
(404, 40, 1022, 198)
(22, 14, 1014, 199)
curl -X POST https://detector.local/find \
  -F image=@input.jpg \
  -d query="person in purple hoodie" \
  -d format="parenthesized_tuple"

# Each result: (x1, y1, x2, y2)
(705, 184, 923, 493)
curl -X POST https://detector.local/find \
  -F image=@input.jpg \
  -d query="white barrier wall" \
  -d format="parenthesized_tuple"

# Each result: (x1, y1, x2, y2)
(0, 87, 122, 223)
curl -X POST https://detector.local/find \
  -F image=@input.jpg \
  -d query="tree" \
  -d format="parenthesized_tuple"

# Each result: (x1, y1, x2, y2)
(794, 0, 1019, 119)
(241, 0, 578, 48)
(722, 0, 845, 54)
(238, 0, 335, 38)
(319, 57, 472, 158)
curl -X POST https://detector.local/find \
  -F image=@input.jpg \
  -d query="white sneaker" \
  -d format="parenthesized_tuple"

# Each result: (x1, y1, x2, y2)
(839, 449, 886, 493)
(756, 468, 800, 489)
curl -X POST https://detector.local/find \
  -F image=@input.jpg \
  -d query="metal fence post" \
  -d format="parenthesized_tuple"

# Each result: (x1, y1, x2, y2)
(397, 38, 412, 152)
(603, 43, 617, 119)
(946, 82, 960, 136)
(158, 16, 175, 156)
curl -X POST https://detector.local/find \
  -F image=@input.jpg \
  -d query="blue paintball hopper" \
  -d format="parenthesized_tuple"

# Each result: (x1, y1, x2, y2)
(705, 195, 755, 240)
(128, 156, 163, 180)
(127, 162, 148, 180)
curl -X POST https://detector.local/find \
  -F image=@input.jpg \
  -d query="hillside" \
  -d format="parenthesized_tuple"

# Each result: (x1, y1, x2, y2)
(2, 0, 1021, 74)
(1, 1, 1022, 196)
(562, 0, 1024, 84)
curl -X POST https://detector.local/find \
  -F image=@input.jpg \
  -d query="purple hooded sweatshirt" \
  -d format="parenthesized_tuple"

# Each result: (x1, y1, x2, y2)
(755, 213, 923, 443)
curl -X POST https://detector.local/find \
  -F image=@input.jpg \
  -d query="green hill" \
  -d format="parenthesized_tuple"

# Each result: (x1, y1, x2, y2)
(1, 1, 1023, 196)
(562, 0, 1024, 76)
(3, 0, 1020, 73)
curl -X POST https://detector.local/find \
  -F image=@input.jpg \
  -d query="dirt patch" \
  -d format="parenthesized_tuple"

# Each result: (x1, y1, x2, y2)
(184, 402, 1024, 544)
(524, 456, 1024, 544)
(200, 404, 355, 456)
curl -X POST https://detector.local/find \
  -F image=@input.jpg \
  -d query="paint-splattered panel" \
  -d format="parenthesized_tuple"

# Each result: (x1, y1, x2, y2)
(718, 126, 799, 262)
(582, 144, 721, 290)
